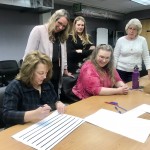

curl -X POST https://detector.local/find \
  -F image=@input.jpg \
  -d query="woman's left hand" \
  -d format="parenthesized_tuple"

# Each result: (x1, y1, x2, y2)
(56, 101, 65, 114)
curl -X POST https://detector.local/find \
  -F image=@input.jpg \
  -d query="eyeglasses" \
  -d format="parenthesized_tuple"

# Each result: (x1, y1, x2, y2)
(100, 44, 106, 46)
(57, 21, 67, 29)
(99, 56, 110, 61)
(128, 27, 137, 31)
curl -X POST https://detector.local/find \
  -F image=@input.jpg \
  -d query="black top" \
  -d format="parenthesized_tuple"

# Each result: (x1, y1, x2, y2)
(67, 34, 94, 74)
(51, 35, 61, 95)
(3, 79, 57, 128)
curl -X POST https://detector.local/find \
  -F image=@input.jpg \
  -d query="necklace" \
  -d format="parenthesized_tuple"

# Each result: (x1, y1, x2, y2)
(129, 40, 134, 51)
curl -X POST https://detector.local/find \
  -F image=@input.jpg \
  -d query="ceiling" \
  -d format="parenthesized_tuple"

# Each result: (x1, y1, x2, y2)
(54, 0, 150, 14)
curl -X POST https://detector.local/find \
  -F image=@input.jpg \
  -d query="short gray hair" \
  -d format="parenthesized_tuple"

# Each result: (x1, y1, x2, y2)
(125, 18, 142, 35)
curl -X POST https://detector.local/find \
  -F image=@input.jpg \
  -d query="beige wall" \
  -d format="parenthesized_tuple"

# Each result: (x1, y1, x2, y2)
(141, 19, 150, 50)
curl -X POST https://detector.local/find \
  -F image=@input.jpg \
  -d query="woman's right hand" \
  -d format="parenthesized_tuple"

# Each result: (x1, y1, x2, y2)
(34, 104, 51, 120)
(89, 45, 95, 50)
(24, 104, 51, 123)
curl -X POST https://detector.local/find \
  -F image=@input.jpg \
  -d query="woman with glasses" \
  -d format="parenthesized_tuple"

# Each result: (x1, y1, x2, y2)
(23, 9, 73, 96)
(114, 18, 150, 83)
(72, 44, 128, 100)
(3, 51, 65, 128)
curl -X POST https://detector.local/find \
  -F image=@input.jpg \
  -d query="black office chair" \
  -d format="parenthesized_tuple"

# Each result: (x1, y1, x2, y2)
(60, 74, 80, 104)
(0, 60, 19, 86)
(0, 86, 6, 128)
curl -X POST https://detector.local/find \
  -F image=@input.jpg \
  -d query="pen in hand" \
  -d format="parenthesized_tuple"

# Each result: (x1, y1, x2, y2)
(33, 104, 52, 121)
(38, 104, 52, 112)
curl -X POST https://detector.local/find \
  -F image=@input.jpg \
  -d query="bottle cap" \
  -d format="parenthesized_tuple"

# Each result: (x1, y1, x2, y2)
(134, 65, 139, 70)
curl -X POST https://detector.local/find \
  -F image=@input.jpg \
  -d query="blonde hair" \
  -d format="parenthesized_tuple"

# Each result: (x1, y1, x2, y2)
(71, 16, 93, 45)
(125, 18, 142, 35)
(47, 9, 70, 43)
(16, 51, 53, 86)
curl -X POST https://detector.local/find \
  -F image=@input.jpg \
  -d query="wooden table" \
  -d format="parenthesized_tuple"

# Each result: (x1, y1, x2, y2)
(0, 76, 150, 150)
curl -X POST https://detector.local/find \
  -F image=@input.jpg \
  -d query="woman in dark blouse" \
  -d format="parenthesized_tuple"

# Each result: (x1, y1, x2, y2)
(3, 51, 65, 128)
(67, 16, 95, 74)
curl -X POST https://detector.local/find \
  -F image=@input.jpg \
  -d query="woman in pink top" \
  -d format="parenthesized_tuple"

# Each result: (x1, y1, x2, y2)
(72, 44, 129, 100)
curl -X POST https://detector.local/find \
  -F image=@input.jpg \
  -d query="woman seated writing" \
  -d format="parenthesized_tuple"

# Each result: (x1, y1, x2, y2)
(72, 44, 129, 100)
(3, 51, 65, 128)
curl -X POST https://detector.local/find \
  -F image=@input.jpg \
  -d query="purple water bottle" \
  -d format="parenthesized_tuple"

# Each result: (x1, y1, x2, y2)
(132, 65, 140, 89)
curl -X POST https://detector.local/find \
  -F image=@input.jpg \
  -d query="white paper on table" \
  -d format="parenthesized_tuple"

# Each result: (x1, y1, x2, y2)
(84, 109, 150, 143)
(122, 104, 150, 118)
(12, 111, 84, 150)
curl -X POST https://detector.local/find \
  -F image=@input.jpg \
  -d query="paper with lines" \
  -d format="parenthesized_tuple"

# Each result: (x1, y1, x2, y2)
(12, 111, 84, 150)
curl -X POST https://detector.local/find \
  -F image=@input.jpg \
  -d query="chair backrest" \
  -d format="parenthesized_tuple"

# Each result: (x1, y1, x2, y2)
(0, 86, 6, 128)
(0, 60, 19, 86)
(60, 74, 79, 104)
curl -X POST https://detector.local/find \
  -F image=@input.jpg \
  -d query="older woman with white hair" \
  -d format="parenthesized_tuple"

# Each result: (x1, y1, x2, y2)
(114, 18, 150, 83)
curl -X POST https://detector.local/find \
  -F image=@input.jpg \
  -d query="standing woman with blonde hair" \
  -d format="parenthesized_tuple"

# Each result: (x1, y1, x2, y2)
(67, 16, 95, 74)
(114, 18, 150, 83)
(23, 9, 73, 96)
